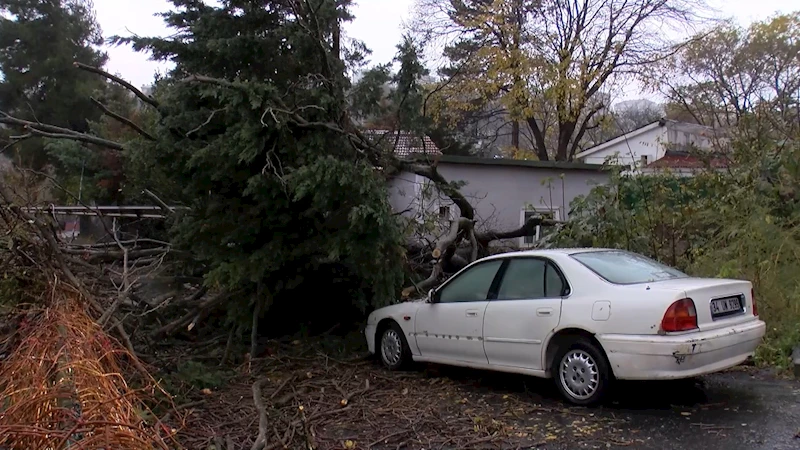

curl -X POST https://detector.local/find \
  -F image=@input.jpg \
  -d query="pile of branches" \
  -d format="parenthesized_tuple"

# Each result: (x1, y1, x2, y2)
(0, 292, 174, 449)
(0, 183, 186, 448)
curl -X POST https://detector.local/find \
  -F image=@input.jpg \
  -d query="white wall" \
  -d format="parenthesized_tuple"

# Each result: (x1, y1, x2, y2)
(582, 126, 667, 168)
(388, 161, 611, 248)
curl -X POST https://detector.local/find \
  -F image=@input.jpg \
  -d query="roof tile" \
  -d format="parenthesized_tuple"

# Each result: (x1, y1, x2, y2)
(363, 129, 441, 158)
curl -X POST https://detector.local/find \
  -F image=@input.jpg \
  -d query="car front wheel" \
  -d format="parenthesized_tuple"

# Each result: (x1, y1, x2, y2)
(378, 322, 411, 370)
(554, 339, 610, 406)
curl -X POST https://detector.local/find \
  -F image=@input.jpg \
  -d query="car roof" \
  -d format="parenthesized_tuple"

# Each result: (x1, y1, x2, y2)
(482, 247, 617, 260)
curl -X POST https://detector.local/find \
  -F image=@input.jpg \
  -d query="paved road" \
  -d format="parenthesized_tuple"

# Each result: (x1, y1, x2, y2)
(429, 365, 800, 450)
(594, 369, 800, 450)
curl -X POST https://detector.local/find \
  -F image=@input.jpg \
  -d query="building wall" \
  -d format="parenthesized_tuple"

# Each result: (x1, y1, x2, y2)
(388, 161, 611, 248)
(581, 126, 667, 167)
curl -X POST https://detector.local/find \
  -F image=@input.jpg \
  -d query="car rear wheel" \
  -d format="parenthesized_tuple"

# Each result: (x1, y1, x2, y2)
(379, 322, 411, 370)
(553, 339, 610, 406)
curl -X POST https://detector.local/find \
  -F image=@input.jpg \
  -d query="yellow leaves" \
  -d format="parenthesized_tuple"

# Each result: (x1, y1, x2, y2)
(504, 145, 539, 161)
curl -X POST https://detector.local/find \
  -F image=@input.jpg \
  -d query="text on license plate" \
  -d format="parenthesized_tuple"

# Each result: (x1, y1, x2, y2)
(710, 296, 742, 316)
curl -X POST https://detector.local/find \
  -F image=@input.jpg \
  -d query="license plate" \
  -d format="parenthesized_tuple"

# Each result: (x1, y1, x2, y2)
(710, 296, 743, 317)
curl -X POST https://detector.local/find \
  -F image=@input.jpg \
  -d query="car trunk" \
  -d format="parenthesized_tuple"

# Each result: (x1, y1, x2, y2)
(649, 278, 756, 331)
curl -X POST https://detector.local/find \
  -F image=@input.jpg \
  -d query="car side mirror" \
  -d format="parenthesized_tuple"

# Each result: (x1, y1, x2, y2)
(426, 289, 436, 303)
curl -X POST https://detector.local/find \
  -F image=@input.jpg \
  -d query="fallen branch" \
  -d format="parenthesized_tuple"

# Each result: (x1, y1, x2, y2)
(90, 97, 156, 141)
(142, 189, 175, 214)
(150, 292, 231, 338)
(0, 113, 125, 151)
(402, 218, 473, 298)
(475, 215, 562, 244)
(403, 162, 474, 220)
(250, 377, 270, 450)
(63, 247, 173, 263)
(75, 62, 159, 109)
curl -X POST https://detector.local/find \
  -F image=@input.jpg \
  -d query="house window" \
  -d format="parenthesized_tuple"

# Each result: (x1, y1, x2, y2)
(640, 155, 648, 166)
(521, 209, 558, 246)
(438, 205, 450, 220)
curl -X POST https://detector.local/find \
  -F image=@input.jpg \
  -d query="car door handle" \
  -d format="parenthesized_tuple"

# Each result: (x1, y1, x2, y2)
(465, 309, 479, 317)
(536, 308, 553, 317)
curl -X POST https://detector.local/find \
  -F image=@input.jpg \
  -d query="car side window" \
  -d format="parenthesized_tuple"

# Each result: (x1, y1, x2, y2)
(496, 258, 545, 300)
(437, 260, 503, 303)
(495, 258, 567, 300)
(545, 262, 566, 297)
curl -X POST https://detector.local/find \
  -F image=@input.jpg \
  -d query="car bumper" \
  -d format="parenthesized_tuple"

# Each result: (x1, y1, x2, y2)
(365, 323, 377, 355)
(597, 319, 766, 380)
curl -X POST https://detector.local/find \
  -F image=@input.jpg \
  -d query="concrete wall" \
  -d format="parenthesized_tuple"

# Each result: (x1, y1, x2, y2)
(388, 159, 611, 248)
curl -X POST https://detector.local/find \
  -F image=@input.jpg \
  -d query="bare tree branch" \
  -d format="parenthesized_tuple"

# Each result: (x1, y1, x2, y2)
(90, 97, 156, 141)
(402, 162, 475, 220)
(0, 112, 125, 150)
(74, 62, 159, 109)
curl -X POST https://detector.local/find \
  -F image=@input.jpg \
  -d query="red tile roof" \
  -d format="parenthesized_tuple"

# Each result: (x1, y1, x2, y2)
(645, 153, 729, 170)
(363, 130, 441, 158)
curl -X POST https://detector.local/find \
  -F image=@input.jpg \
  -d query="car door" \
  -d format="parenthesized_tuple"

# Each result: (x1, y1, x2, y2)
(482, 257, 568, 370)
(414, 259, 504, 364)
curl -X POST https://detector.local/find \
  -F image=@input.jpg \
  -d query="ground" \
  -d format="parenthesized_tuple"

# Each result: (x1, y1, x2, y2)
(163, 340, 800, 450)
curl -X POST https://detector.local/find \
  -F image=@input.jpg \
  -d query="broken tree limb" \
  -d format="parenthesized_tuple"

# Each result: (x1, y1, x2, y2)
(403, 213, 564, 298)
(467, 226, 478, 262)
(250, 377, 270, 450)
(402, 218, 475, 298)
(142, 189, 175, 214)
(0, 112, 125, 151)
(90, 97, 156, 141)
(62, 247, 173, 264)
(75, 62, 159, 109)
(475, 215, 562, 244)
(151, 292, 232, 338)
(403, 162, 475, 220)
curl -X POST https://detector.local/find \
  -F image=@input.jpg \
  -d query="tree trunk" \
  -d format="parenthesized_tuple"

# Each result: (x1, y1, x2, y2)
(525, 117, 549, 161)
(556, 121, 577, 161)
(511, 121, 520, 150)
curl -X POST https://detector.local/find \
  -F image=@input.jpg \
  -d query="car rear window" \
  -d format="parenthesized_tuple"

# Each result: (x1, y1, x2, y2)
(571, 250, 688, 284)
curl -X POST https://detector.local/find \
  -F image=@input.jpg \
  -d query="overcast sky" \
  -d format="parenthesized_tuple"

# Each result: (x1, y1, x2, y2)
(95, 0, 797, 92)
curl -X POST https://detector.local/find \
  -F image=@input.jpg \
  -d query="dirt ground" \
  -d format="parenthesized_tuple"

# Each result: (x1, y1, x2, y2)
(164, 342, 800, 450)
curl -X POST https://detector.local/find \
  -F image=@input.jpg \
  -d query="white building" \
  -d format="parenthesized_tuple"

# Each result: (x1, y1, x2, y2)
(575, 119, 728, 174)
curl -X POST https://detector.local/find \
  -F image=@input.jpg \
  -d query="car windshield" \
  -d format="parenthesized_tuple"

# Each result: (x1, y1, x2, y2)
(571, 250, 688, 284)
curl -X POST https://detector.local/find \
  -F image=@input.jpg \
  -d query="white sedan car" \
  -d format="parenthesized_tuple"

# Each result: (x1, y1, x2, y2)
(365, 248, 766, 405)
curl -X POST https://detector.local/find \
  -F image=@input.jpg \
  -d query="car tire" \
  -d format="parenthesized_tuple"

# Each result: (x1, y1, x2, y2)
(378, 322, 411, 370)
(553, 338, 611, 406)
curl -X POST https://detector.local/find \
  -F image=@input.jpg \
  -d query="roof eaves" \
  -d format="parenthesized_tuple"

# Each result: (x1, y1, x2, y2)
(419, 154, 611, 171)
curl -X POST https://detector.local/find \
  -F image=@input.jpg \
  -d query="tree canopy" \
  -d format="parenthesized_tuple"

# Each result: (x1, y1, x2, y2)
(416, 0, 705, 161)
(0, 0, 108, 167)
(651, 12, 800, 137)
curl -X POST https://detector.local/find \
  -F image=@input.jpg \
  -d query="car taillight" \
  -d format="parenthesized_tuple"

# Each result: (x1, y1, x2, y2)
(661, 298, 698, 332)
(751, 288, 758, 316)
